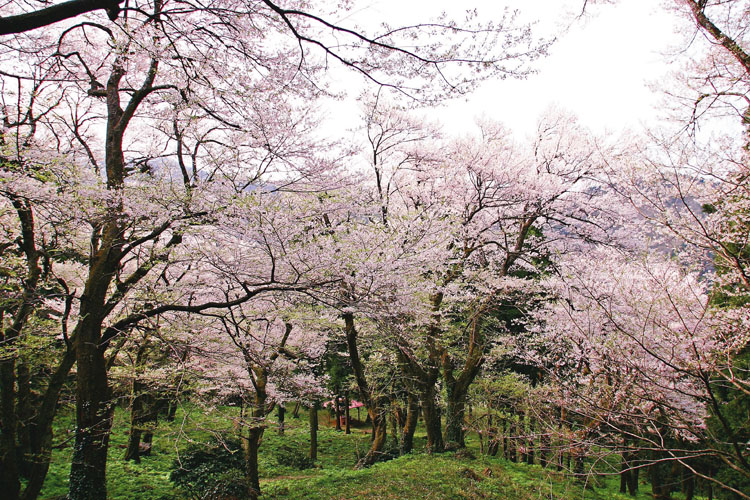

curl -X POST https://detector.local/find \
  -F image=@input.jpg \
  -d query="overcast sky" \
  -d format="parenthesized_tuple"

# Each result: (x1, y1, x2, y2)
(323, 0, 684, 139)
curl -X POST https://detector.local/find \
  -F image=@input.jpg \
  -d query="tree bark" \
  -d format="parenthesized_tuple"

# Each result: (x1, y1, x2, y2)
(68, 298, 117, 500)
(246, 425, 262, 500)
(243, 373, 268, 500)
(0, 357, 21, 500)
(68, 58, 131, 500)
(309, 402, 318, 461)
(400, 393, 419, 455)
(0, 0, 124, 36)
(420, 385, 444, 453)
(123, 379, 146, 463)
(21, 347, 76, 500)
(442, 315, 484, 449)
(16, 361, 33, 476)
(526, 415, 535, 465)
(334, 392, 341, 431)
(277, 404, 285, 435)
(519, 411, 527, 464)
(343, 313, 388, 466)
(344, 392, 350, 435)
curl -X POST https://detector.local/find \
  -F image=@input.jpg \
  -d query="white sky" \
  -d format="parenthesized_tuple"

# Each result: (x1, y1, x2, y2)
(322, 0, 684, 140)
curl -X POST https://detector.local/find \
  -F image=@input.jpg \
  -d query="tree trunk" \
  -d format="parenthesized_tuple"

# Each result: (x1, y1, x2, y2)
(334, 392, 341, 431)
(277, 404, 285, 435)
(292, 401, 301, 419)
(628, 465, 638, 496)
(243, 376, 267, 500)
(343, 313, 389, 466)
(358, 407, 387, 466)
(67, 202, 123, 500)
(68, 301, 116, 500)
(540, 428, 550, 467)
(620, 452, 633, 494)
(0, 357, 21, 500)
(502, 418, 508, 459)
(400, 393, 419, 455)
(67, 341, 113, 500)
(444, 380, 467, 448)
(442, 309, 485, 450)
(246, 426, 262, 500)
(683, 467, 694, 500)
(16, 361, 33, 476)
(526, 415, 535, 465)
(420, 386, 444, 453)
(519, 411, 527, 464)
(124, 381, 145, 463)
(166, 400, 177, 422)
(20, 347, 76, 500)
(344, 392, 350, 435)
(389, 406, 399, 448)
(309, 402, 318, 461)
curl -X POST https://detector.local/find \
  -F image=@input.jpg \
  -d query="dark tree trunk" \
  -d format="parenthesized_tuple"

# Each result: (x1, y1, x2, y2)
(309, 402, 318, 461)
(334, 392, 341, 431)
(139, 395, 161, 459)
(389, 406, 399, 448)
(441, 317, 484, 450)
(16, 361, 33, 476)
(343, 313, 389, 466)
(487, 413, 499, 456)
(21, 347, 76, 500)
(68, 66, 128, 498)
(0, 198, 44, 500)
(519, 412, 527, 464)
(620, 453, 630, 494)
(502, 418, 508, 459)
(166, 400, 177, 422)
(245, 426, 262, 500)
(683, 467, 694, 500)
(242, 375, 268, 500)
(0, 357, 21, 500)
(400, 393, 419, 455)
(292, 401, 301, 419)
(526, 415, 535, 465)
(629, 465, 639, 496)
(68, 293, 117, 500)
(444, 378, 467, 448)
(124, 345, 150, 464)
(344, 392, 350, 435)
(557, 407, 565, 472)
(277, 404, 285, 435)
(68, 334, 114, 500)
(420, 386, 443, 453)
(123, 381, 145, 463)
(540, 429, 550, 467)
(358, 408, 387, 466)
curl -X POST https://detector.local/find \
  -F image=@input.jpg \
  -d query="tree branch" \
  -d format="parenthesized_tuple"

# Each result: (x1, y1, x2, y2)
(0, 0, 124, 36)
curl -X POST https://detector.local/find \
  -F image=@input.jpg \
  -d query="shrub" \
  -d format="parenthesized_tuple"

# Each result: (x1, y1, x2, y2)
(275, 444, 315, 470)
(169, 438, 248, 500)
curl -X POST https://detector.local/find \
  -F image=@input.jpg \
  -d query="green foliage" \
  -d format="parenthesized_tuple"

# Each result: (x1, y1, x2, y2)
(39, 403, 690, 500)
(274, 444, 315, 470)
(169, 438, 246, 500)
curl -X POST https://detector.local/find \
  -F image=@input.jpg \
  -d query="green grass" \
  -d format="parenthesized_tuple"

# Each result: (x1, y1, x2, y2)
(39, 404, 693, 500)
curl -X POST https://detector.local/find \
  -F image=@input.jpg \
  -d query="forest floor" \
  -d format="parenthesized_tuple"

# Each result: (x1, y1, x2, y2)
(37, 404, 700, 500)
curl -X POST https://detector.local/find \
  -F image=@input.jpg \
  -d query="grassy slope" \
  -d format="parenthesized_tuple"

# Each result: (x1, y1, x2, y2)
(38, 405, 682, 500)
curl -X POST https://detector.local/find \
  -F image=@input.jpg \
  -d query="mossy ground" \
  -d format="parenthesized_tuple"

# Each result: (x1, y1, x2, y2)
(38, 404, 698, 499)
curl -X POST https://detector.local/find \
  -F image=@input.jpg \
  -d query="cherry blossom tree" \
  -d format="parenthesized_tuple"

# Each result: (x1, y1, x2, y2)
(354, 101, 620, 451)
(186, 299, 327, 499)
(533, 241, 750, 498)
